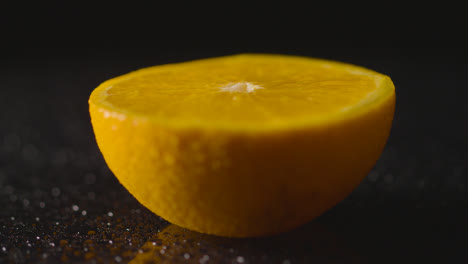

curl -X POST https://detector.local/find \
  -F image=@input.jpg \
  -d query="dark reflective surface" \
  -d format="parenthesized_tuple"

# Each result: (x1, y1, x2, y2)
(1, 46, 467, 263)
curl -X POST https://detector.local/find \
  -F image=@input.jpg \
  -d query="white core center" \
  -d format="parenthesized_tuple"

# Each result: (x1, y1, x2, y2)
(219, 82, 263, 93)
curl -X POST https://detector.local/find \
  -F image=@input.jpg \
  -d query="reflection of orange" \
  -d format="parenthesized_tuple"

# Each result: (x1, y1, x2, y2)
(90, 54, 395, 237)
(130, 223, 362, 263)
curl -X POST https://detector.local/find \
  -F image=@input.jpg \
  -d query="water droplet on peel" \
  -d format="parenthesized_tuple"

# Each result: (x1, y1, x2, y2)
(10, 217, 15, 221)
(82, 210, 87, 216)
(160, 249, 165, 254)
(72, 205, 79, 211)
(152, 242, 157, 246)
(184, 253, 190, 259)
(36, 237, 40, 240)
(56, 222, 59, 225)
(2, 247, 6, 252)
(35, 217, 40, 221)
(138, 249, 143, 254)
(109, 240, 113, 244)
(115, 256, 122, 262)
(107, 212, 114, 217)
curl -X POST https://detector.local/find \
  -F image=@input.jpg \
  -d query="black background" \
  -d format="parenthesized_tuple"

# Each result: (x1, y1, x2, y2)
(1, 8, 467, 263)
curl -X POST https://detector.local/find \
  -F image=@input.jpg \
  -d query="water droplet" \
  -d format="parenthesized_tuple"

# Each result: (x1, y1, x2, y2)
(2, 246, 6, 252)
(49, 242, 55, 247)
(162, 246, 167, 250)
(152, 242, 157, 246)
(39, 202, 46, 208)
(42, 253, 48, 259)
(107, 222, 111, 226)
(199, 255, 210, 264)
(36, 236, 40, 240)
(107, 212, 114, 217)
(82, 210, 87, 216)
(10, 217, 15, 221)
(72, 205, 79, 211)
(160, 249, 165, 254)
(109, 240, 113, 244)
(51, 187, 61, 197)
(138, 249, 143, 254)
(236, 256, 245, 263)
(184, 253, 190, 259)
(35, 217, 40, 221)
(56, 222, 60, 225)
(115, 256, 122, 262)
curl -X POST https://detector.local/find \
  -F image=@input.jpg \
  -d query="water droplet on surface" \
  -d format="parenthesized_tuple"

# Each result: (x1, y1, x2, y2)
(107, 212, 114, 217)
(236, 256, 245, 263)
(138, 249, 143, 254)
(72, 205, 79, 211)
(2, 246, 6, 252)
(160, 249, 165, 254)
(82, 210, 87, 216)
(35, 217, 40, 221)
(184, 253, 190, 259)
(10, 217, 15, 221)
(199, 254, 210, 264)
(36, 237, 40, 240)
(109, 240, 113, 244)
(115, 256, 122, 262)
(39, 202, 46, 208)
(152, 242, 157, 246)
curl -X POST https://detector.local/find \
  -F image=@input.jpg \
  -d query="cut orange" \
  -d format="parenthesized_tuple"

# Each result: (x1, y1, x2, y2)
(89, 54, 395, 237)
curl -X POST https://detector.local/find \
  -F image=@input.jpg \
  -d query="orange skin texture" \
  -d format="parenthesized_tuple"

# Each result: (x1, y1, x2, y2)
(89, 55, 395, 237)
